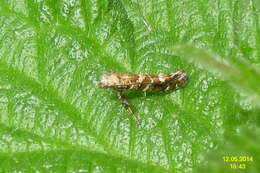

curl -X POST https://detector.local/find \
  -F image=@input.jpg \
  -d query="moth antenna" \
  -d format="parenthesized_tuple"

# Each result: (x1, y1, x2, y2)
(170, 70, 188, 87)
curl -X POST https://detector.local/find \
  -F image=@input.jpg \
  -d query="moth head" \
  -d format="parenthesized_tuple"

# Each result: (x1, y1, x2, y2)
(170, 70, 188, 87)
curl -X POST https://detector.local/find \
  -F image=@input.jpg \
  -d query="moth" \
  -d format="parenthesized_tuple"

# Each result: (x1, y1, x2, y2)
(98, 70, 188, 126)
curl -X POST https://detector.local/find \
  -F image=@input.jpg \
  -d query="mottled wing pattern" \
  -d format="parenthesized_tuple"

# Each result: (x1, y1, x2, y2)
(98, 70, 188, 126)
(99, 70, 187, 91)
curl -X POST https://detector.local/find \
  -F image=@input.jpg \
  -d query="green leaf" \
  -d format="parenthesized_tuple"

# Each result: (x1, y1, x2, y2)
(171, 44, 260, 107)
(0, 0, 259, 172)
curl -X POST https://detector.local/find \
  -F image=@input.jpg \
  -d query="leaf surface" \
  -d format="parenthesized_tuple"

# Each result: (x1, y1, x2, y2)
(0, 0, 259, 172)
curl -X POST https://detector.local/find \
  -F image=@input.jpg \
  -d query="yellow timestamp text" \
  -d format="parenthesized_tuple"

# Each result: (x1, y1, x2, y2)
(229, 163, 246, 169)
(223, 156, 253, 162)
(222, 156, 254, 169)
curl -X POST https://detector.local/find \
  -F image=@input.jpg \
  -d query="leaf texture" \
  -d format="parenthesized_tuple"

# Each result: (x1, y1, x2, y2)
(0, 0, 259, 172)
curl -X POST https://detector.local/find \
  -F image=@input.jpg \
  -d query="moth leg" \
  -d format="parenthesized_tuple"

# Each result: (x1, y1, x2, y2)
(116, 90, 141, 126)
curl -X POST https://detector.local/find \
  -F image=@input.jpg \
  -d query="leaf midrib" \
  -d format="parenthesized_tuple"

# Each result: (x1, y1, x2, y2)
(0, 57, 169, 171)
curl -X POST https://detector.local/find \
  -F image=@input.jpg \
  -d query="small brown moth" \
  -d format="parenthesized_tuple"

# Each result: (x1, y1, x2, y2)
(99, 70, 188, 126)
